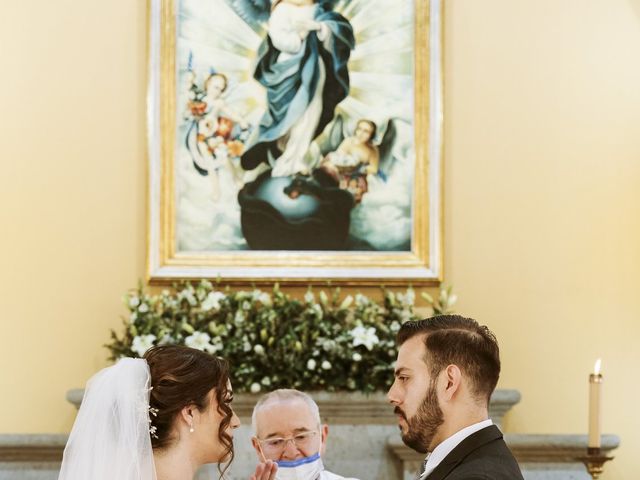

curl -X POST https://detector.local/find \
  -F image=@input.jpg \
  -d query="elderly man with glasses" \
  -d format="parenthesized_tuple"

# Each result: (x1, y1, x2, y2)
(251, 389, 359, 480)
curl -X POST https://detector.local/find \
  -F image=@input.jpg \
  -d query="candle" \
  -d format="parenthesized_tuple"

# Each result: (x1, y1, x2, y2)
(588, 358, 602, 449)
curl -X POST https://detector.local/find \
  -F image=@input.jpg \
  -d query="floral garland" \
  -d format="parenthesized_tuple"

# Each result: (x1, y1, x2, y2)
(106, 281, 456, 393)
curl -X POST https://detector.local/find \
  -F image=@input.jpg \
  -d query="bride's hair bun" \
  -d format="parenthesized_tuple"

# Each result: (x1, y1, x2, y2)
(143, 345, 234, 462)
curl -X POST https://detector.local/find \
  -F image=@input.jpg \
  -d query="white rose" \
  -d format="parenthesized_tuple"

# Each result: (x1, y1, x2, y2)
(352, 352, 362, 362)
(250, 383, 261, 393)
(131, 334, 156, 357)
(254, 344, 265, 355)
(128, 296, 140, 308)
(178, 289, 197, 305)
(261, 376, 271, 386)
(307, 359, 316, 370)
(321, 360, 332, 370)
(201, 291, 226, 311)
(138, 303, 149, 313)
(304, 291, 315, 303)
(185, 331, 212, 352)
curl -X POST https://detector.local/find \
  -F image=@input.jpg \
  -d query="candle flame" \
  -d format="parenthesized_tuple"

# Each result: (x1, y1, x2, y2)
(594, 358, 602, 375)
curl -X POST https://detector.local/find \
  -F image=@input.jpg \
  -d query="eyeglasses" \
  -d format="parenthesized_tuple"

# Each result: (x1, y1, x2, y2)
(257, 431, 319, 455)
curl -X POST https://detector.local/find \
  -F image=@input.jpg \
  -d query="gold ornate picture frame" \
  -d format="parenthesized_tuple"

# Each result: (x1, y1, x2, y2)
(147, 0, 443, 285)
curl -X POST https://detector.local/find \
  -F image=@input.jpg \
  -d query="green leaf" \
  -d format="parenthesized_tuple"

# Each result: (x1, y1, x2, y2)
(107, 282, 458, 392)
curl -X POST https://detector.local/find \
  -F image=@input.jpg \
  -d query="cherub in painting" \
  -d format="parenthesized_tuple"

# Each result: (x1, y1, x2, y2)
(185, 72, 248, 198)
(319, 119, 379, 203)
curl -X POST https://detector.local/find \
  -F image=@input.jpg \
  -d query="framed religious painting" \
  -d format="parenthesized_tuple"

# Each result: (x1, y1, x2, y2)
(147, 0, 443, 285)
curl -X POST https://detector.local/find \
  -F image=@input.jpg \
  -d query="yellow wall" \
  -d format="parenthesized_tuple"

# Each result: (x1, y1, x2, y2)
(1, 0, 639, 478)
(443, 1, 640, 478)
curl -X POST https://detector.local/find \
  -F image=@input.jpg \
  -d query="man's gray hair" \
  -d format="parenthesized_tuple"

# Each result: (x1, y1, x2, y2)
(251, 389, 322, 434)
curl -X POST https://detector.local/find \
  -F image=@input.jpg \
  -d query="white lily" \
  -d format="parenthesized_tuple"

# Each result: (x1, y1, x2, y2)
(350, 325, 379, 351)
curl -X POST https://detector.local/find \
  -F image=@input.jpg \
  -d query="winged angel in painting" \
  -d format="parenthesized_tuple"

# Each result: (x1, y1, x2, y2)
(177, 0, 415, 251)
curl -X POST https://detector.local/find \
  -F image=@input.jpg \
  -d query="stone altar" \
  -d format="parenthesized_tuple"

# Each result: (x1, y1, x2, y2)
(0, 389, 619, 480)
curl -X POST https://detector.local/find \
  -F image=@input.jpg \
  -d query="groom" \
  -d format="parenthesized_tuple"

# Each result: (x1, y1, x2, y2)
(388, 315, 524, 479)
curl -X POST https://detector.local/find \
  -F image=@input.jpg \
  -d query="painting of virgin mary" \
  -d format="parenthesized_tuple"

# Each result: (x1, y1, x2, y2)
(175, 0, 417, 252)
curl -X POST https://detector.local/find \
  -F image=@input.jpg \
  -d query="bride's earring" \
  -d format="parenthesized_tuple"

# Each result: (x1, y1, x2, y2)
(189, 423, 194, 433)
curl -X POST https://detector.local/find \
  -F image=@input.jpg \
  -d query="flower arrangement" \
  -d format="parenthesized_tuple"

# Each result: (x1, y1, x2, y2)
(106, 281, 456, 393)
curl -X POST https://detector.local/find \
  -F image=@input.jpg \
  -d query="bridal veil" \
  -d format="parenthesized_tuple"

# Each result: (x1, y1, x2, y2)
(58, 358, 156, 480)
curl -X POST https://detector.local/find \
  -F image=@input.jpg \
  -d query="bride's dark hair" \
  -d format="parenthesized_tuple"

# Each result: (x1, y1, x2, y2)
(143, 345, 234, 471)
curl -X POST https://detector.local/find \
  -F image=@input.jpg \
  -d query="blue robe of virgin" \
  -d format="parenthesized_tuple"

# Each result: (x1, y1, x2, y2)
(240, 3, 355, 171)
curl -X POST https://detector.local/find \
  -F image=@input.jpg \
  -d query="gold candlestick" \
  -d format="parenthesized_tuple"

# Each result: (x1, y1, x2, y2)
(577, 447, 613, 479)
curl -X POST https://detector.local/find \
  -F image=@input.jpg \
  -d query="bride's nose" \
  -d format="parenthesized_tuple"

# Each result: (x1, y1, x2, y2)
(231, 411, 241, 429)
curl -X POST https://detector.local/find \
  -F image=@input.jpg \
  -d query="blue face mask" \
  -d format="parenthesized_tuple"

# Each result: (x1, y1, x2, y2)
(275, 452, 324, 480)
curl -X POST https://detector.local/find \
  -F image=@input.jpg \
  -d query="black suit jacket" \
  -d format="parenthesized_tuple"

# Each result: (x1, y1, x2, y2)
(425, 425, 524, 480)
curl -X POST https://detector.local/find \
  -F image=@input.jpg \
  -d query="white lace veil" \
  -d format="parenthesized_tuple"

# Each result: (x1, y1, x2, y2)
(58, 358, 156, 480)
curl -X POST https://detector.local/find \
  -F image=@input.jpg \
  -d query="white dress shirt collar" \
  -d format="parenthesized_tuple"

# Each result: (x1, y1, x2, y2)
(419, 419, 493, 479)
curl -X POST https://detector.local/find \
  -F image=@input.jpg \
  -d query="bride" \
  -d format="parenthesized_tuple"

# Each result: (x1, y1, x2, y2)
(58, 345, 277, 480)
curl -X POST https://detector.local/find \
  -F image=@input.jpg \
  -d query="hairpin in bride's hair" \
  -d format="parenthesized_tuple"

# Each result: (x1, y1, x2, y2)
(148, 406, 159, 439)
(147, 384, 159, 439)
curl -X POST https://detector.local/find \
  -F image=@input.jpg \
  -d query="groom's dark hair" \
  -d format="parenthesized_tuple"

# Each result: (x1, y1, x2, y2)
(397, 315, 501, 405)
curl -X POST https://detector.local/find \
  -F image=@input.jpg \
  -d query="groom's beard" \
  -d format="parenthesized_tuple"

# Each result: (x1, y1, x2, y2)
(395, 382, 444, 454)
